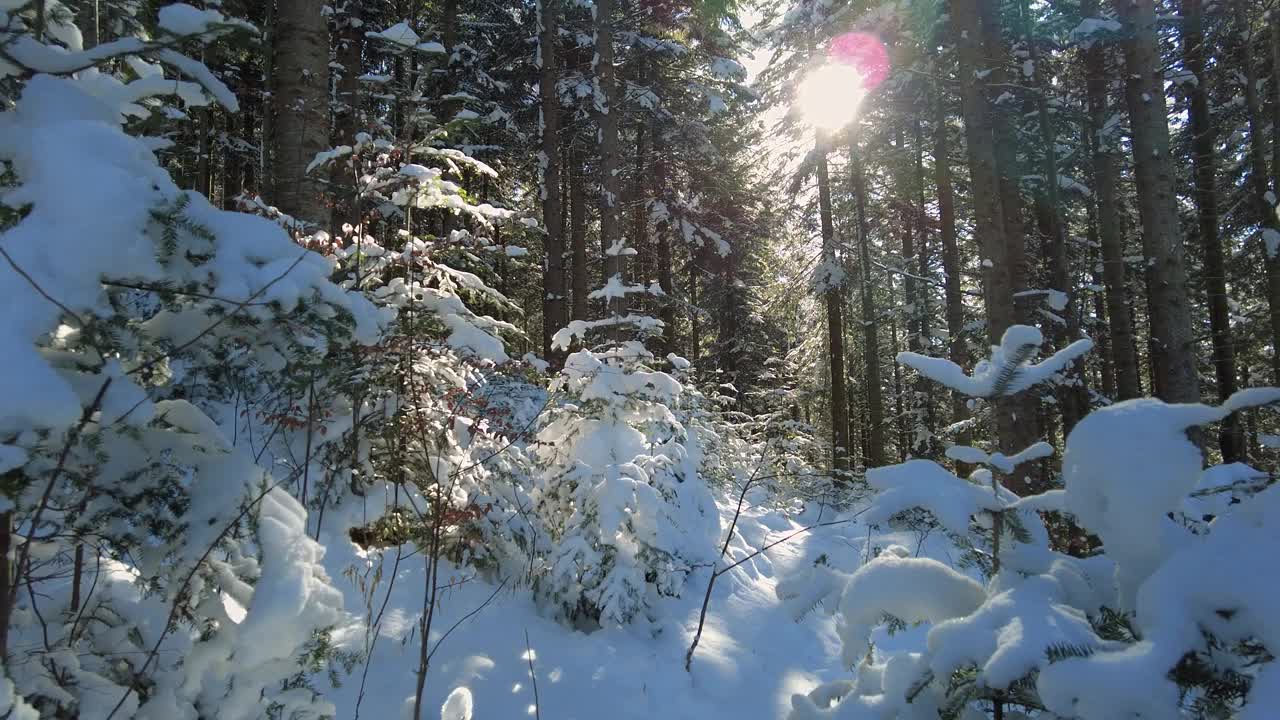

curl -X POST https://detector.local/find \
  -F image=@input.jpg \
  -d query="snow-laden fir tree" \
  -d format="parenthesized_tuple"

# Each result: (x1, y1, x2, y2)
(784, 325, 1280, 719)
(0, 4, 384, 717)
(531, 272, 720, 627)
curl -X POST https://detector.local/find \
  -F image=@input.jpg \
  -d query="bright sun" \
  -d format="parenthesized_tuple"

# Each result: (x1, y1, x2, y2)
(796, 63, 867, 133)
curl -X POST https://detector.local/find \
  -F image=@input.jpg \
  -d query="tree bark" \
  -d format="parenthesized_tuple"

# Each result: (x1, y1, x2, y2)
(1027, 19, 1086, 434)
(933, 85, 971, 469)
(569, 146, 589, 323)
(593, 0, 625, 324)
(1184, 0, 1242, 460)
(1272, 18, 1280, 196)
(952, 0, 1037, 494)
(653, 126, 676, 355)
(270, 0, 331, 226)
(539, 0, 567, 360)
(850, 141, 886, 468)
(195, 108, 212, 197)
(816, 140, 850, 475)
(1083, 1, 1140, 400)
(331, 1, 363, 230)
(1234, 0, 1280, 385)
(896, 125, 928, 457)
(1112, 0, 1200, 403)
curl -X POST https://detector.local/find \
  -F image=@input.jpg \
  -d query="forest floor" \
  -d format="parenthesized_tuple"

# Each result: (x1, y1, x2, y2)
(317, 490, 937, 720)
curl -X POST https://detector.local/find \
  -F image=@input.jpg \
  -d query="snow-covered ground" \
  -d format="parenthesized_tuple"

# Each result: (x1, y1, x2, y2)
(317, 490, 929, 720)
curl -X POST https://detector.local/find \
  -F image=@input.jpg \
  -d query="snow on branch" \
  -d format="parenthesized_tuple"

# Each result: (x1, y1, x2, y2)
(898, 324, 1093, 399)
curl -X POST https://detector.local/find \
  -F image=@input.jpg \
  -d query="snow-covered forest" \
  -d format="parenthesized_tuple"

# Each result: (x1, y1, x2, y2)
(2, 0, 1280, 717)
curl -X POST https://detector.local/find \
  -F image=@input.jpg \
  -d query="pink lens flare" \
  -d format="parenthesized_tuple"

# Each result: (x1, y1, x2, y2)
(828, 32, 890, 91)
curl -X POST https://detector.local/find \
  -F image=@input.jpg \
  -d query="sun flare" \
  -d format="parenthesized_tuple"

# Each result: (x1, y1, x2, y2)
(796, 62, 867, 132)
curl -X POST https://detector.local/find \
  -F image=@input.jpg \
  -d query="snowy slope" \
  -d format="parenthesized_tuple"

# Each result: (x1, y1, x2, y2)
(315, 491, 929, 720)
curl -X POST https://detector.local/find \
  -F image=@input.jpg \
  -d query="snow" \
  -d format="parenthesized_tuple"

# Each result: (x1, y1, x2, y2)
(836, 552, 986, 667)
(367, 21, 421, 48)
(588, 273, 649, 302)
(865, 460, 1002, 535)
(1013, 288, 1068, 311)
(1263, 227, 1280, 259)
(157, 4, 225, 36)
(9, 6, 1279, 719)
(440, 688, 474, 720)
(898, 325, 1092, 399)
(1069, 17, 1122, 48)
(314, 489, 888, 720)
(928, 572, 1107, 690)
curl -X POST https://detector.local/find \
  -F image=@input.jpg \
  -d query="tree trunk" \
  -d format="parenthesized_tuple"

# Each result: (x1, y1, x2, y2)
(1112, 0, 1200, 403)
(933, 86, 971, 469)
(195, 108, 212, 197)
(593, 0, 625, 323)
(271, 0, 331, 226)
(1273, 18, 1280, 195)
(0, 511, 10, 663)
(913, 115, 937, 454)
(952, 0, 1037, 494)
(1027, 21, 1086, 434)
(1234, 0, 1280, 385)
(850, 141, 886, 468)
(629, 65, 651, 317)
(260, 0, 276, 197)
(979, 1, 1028, 322)
(654, 127, 676, 355)
(817, 140, 850, 475)
(1083, 0, 1141, 400)
(331, 1, 364, 230)
(896, 126, 926, 457)
(539, 0, 566, 360)
(1184, 0, 1242, 460)
(76, 0, 100, 48)
(689, 257, 700, 361)
(569, 146, 589, 323)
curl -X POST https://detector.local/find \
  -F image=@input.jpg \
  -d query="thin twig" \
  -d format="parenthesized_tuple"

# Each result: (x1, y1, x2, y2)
(126, 250, 311, 379)
(0, 246, 87, 326)
(525, 628, 541, 720)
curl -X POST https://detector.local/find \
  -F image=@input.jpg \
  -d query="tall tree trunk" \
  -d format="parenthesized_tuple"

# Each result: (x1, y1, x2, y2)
(888, 279, 908, 463)
(1027, 17, 1086, 434)
(271, 0, 330, 226)
(331, 1, 363, 230)
(689, 257, 700, 361)
(1185, 0, 1242, 460)
(979, 1, 1028, 322)
(817, 140, 850, 475)
(952, 0, 1037, 494)
(539, 0, 566, 360)
(76, 0, 100, 48)
(593, 0, 625, 323)
(195, 108, 212, 197)
(569, 146, 589, 323)
(629, 64, 651, 316)
(1083, 1, 1141, 400)
(1113, 0, 1200, 403)
(1272, 19, 1280, 195)
(654, 127, 676, 355)
(0, 511, 10, 663)
(260, 0, 276, 201)
(850, 141, 886, 468)
(933, 85, 971, 469)
(1234, 0, 1280, 385)
(896, 125, 927, 457)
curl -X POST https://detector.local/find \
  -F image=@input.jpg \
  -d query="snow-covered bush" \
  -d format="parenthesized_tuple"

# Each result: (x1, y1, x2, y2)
(787, 325, 1280, 719)
(0, 5, 387, 717)
(294, 97, 549, 587)
(532, 328, 720, 626)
